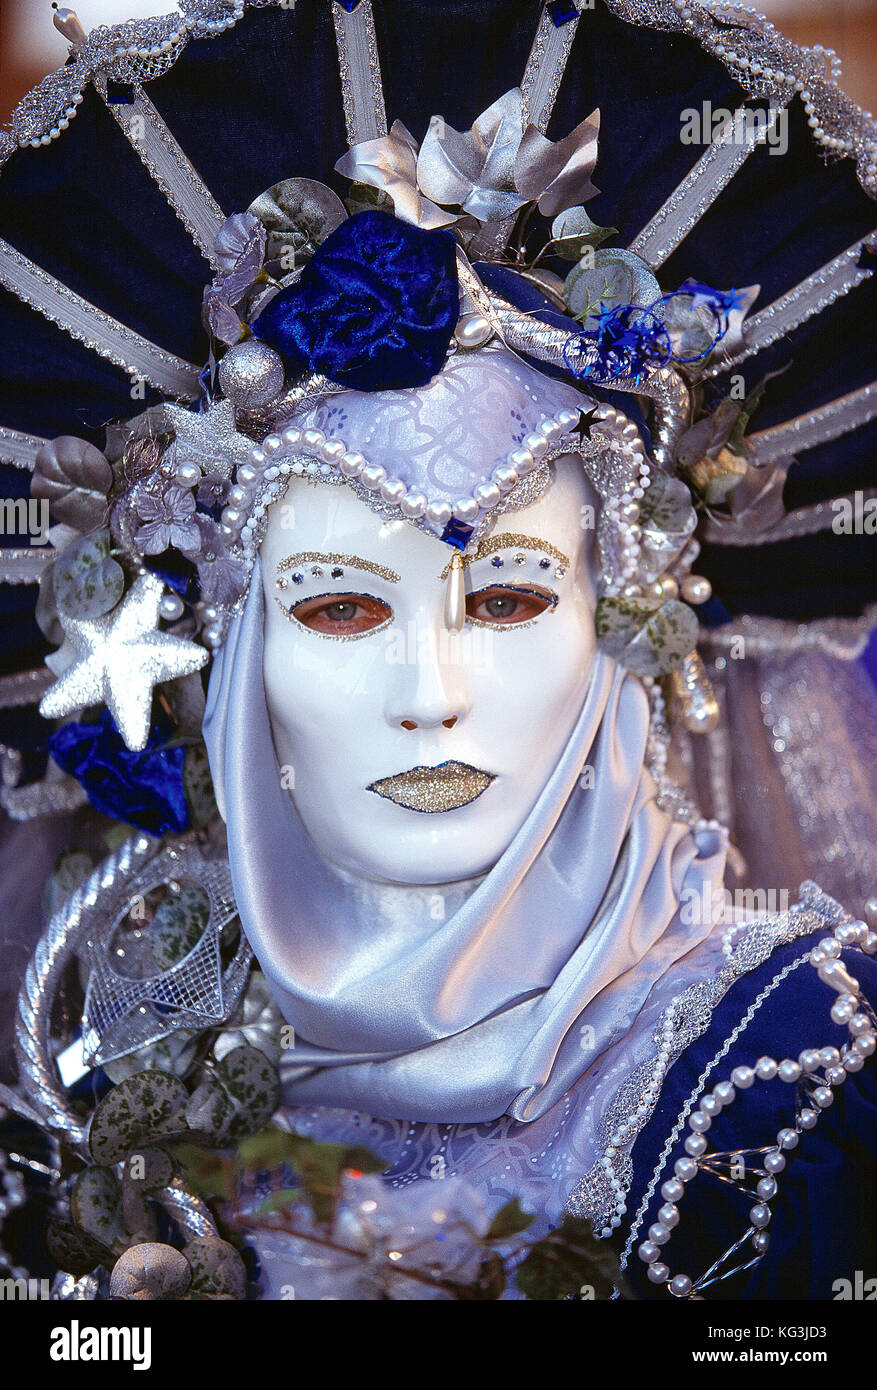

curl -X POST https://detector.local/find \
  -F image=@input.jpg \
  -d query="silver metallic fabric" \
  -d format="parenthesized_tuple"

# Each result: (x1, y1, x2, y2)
(203, 567, 726, 1125)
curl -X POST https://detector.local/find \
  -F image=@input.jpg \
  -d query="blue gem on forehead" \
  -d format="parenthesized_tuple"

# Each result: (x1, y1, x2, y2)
(440, 519, 474, 550)
(546, 1, 579, 27)
(291, 572, 304, 584)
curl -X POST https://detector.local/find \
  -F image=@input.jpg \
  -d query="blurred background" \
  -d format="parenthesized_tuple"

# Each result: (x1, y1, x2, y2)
(1, 0, 876, 127)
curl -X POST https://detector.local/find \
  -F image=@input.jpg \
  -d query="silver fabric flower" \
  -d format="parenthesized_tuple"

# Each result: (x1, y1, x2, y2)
(335, 121, 460, 230)
(514, 109, 600, 217)
(134, 483, 200, 556)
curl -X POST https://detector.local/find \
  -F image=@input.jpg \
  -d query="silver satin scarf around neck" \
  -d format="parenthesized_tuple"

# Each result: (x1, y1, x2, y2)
(203, 562, 726, 1125)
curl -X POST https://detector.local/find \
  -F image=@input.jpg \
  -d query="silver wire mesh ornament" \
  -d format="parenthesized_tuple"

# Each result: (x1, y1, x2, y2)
(79, 840, 252, 1067)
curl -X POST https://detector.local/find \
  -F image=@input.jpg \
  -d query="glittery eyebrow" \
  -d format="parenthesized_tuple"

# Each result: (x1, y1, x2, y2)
(439, 533, 571, 579)
(277, 552, 401, 583)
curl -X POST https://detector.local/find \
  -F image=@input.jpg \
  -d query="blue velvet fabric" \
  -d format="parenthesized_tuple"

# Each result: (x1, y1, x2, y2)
(253, 210, 459, 390)
(618, 935, 877, 1300)
(48, 709, 191, 836)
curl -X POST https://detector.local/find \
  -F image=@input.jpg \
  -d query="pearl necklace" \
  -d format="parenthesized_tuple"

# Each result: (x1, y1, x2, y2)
(635, 917, 877, 1297)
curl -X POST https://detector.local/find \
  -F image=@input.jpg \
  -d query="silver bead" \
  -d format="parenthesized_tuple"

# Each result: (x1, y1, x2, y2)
(798, 1107, 818, 1129)
(174, 460, 201, 488)
(756, 1176, 777, 1199)
(473, 482, 501, 510)
(425, 499, 452, 527)
(452, 498, 479, 524)
(646, 1262, 669, 1283)
(281, 428, 302, 451)
(159, 592, 184, 622)
(221, 507, 244, 528)
(661, 1178, 685, 1203)
(680, 574, 712, 605)
(360, 465, 388, 491)
(764, 1151, 786, 1174)
(798, 1049, 821, 1072)
(700, 1095, 721, 1117)
(454, 314, 492, 349)
(217, 340, 285, 408)
(638, 1241, 660, 1263)
(749, 1203, 771, 1229)
(849, 1014, 871, 1037)
(684, 1133, 707, 1156)
(777, 1128, 798, 1150)
(864, 895, 877, 928)
(658, 1203, 679, 1228)
(689, 1112, 711, 1133)
(778, 1059, 802, 1083)
(755, 1056, 778, 1080)
(844, 1051, 865, 1073)
(379, 477, 407, 504)
(401, 491, 427, 519)
(320, 439, 346, 465)
(812, 1086, 834, 1108)
(752, 1231, 770, 1253)
(669, 1274, 692, 1298)
(853, 1033, 876, 1056)
(507, 448, 535, 475)
(492, 465, 519, 492)
(648, 1222, 670, 1245)
(340, 451, 366, 477)
(302, 428, 326, 455)
(523, 432, 549, 459)
(539, 418, 563, 443)
(713, 1081, 736, 1105)
(731, 1066, 755, 1089)
(674, 1157, 698, 1182)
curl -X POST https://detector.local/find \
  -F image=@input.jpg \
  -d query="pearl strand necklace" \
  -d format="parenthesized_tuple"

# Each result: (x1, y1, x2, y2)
(636, 918, 877, 1297)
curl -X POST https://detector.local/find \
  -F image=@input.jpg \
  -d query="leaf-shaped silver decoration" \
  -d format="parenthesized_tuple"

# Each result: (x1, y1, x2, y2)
(109, 1242, 191, 1301)
(417, 89, 527, 223)
(248, 177, 348, 276)
(52, 530, 125, 620)
(32, 436, 112, 533)
(546, 206, 617, 261)
(515, 108, 601, 218)
(213, 211, 266, 304)
(336, 121, 461, 229)
(595, 595, 699, 677)
(564, 248, 661, 321)
(638, 472, 698, 582)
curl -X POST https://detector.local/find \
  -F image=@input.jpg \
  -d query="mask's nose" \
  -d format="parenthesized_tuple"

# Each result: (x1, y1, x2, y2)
(384, 616, 472, 732)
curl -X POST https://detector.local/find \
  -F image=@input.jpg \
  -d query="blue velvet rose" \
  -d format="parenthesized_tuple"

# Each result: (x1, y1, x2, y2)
(49, 709, 191, 836)
(252, 210, 459, 391)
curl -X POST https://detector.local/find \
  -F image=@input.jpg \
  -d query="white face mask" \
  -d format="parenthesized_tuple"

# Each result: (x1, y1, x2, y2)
(259, 457, 598, 885)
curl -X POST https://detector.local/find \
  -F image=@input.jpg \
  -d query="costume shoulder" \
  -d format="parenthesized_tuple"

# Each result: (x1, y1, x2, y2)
(617, 905, 877, 1300)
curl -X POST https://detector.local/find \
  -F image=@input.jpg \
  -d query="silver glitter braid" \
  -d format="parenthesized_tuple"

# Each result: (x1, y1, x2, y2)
(14, 832, 157, 1149)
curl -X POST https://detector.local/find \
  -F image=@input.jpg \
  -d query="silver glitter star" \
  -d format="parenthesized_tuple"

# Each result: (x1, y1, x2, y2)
(40, 572, 208, 751)
(163, 399, 254, 480)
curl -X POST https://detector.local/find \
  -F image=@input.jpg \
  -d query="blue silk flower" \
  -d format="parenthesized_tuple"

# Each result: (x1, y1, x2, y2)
(252, 210, 459, 391)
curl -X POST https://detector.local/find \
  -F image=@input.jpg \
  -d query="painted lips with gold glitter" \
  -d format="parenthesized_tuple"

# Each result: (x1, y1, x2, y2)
(367, 761, 495, 813)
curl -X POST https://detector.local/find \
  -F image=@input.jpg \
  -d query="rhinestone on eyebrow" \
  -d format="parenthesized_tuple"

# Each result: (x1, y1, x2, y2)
(331, 566, 344, 578)
(291, 572, 304, 584)
(310, 565, 323, 577)
(555, 565, 567, 578)
(513, 553, 526, 565)
(490, 556, 504, 568)
(276, 578, 288, 589)
(539, 557, 551, 570)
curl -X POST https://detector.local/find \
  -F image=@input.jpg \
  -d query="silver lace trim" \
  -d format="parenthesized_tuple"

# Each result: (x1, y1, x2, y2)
(702, 488, 877, 546)
(0, 425, 46, 470)
(700, 606, 877, 661)
(521, 1, 583, 134)
(95, 77, 227, 268)
(0, 236, 201, 399)
(749, 381, 877, 465)
(332, 0, 387, 147)
(703, 237, 876, 379)
(566, 882, 840, 1236)
(629, 103, 788, 269)
(0, 548, 54, 585)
